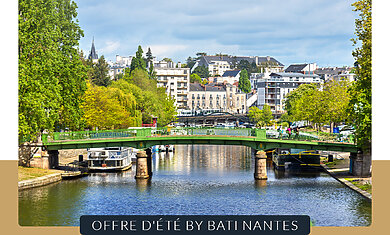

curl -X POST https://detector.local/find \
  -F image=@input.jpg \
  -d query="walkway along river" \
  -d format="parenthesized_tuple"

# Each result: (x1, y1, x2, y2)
(18, 145, 371, 226)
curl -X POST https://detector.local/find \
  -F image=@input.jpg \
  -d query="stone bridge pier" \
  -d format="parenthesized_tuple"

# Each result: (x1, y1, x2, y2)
(254, 150, 267, 180)
(135, 149, 153, 179)
(350, 151, 371, 177)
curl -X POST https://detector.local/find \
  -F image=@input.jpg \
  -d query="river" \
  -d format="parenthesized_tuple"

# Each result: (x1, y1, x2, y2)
(19, 145, 371, 226)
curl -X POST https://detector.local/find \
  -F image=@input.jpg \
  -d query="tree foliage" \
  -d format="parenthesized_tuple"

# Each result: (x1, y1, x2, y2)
(88, 56, 111, 87)
(130, 45, 146, 72)
(348, 0, 371, 149)
(190, 73, 203, 83)
(248, 105, 273, 128)
(19, 0, 87, 141)
(284, 80, 351, 131)
(238, 69, 251, 93)
(192, 65, 210, 78)
(115, 68, 177, 126)
(81, 81, 140, 129)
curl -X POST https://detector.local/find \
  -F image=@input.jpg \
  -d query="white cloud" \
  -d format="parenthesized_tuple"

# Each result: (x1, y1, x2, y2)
(146, 44, 189, 59)
(99, 40, 121, 55)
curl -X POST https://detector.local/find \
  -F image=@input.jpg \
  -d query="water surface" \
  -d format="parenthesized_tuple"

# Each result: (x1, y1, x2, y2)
(19, 145, 371, 226)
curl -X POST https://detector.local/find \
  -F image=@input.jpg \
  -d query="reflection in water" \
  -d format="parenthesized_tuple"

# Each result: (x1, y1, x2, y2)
(135, 179, 151, 193)
(19, 145, 371, 226)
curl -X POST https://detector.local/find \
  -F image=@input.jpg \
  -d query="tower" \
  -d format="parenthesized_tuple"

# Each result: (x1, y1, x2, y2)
(88, 37, 98, 61)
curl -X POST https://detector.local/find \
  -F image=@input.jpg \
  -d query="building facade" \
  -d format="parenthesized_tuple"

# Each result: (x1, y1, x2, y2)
(315, 67, 355, 82)
(155, 67, 190, 110)
(194, 55, 284, 77)
(188, 83, 246, 114)
(257, 72, 322, 116)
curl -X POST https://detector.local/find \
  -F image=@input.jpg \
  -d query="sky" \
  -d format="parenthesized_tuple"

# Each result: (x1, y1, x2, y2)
(75, 0, 358, 67)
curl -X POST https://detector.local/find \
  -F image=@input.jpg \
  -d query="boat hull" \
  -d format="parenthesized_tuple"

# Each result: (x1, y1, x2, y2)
(88, 163, 132, 172)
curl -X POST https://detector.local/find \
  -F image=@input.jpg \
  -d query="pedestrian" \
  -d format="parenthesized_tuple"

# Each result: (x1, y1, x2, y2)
(287, 127, 291, 138)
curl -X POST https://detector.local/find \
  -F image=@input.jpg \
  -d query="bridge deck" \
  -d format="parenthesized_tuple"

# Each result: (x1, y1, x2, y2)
(43, 128, 359, 153)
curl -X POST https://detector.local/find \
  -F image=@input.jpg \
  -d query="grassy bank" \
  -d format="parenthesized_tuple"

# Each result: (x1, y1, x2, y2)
(18, 166, 59, 182)
(344, 178, 372, 194)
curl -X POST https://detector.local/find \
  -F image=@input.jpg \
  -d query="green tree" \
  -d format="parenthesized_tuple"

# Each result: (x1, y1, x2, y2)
(148, 62, 157, 80)
(192, 65, 210, 78)
(322, 78, 351, 132)
(89, 56, 111, 87)
(162, 58, 173, 63)
(117, 68, 177, 126)
(190, 73, 202, 83)
(130, 45, 146, 72)
(114, 73, 124, 81)
(19, 0, 86, 142)
(261, 104, 273, 126)
(146, 47, 153, 65)
(238, 69, 251, 93)
(248, 105, 273, 128)
(82, 81, 140, 129)
(348, 0, 371, 149)
(186, 56, 196, 69)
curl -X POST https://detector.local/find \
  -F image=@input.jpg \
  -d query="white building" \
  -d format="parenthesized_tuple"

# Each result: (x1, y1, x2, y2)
(115, 55, 132, 67)
(315, 67, 355, 82)
(284, 63, 318, 74)
(108, 55, 133, 80)
(257, 72, 322, 117)
(188, 83, 246, 114)
(155, 66, 190, 110)
(220, 70, 241, 84)
(195, 55, 284, 77)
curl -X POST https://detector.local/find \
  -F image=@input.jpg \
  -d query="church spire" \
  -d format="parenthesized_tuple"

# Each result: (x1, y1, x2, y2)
(88, 37, 98, 60)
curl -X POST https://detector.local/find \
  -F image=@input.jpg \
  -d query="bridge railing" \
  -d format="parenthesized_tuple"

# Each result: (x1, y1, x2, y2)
(152, 127, 267, 138)
(42, 127, 353, 144)
(43, 128, 152, 143)
(265, 130, 355, 143)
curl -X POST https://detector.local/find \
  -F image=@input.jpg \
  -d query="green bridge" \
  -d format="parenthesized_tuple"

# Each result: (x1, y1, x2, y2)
(41, 127, 371, 179)
(42, 127, 358, 153)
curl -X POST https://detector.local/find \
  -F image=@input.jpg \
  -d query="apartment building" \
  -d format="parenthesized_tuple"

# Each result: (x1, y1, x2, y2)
(257, 72, 322, 117)
(188, 83, 246, 114)
(194, 55, 284, 77)
(315, 67, 355, 82)
(155, 66, 190, 110)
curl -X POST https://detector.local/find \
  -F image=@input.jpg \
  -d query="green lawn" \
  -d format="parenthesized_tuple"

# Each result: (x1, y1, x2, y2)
(345, 178, 372, 194)
(18, 166, 60, 182)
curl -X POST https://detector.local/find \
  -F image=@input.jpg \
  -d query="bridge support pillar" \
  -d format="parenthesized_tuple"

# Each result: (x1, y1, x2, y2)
(47, 150, 59, 169)
(135, 150, 150, 179)
(350, 151, 371, 177)
(146, 148, 153, 177)
(254, 151, 267, 180)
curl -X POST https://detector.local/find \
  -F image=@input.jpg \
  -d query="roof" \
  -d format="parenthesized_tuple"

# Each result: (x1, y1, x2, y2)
(270, 72, 320, 78)
(88, 38, 98, 60)
(284, 64, 308, 72)
(199, 55, 284, 67)
(189, 83, 226, 92)
(222, 70, 240, 77)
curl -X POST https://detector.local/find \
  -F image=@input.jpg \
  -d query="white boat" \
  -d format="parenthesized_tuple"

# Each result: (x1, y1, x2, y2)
(87, 147, 136, 171)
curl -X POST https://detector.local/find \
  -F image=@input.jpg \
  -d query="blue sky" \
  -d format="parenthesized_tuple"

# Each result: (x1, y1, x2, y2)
(80, 0, 356, 66)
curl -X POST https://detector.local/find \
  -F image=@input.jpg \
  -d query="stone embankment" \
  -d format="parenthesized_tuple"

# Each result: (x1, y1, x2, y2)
(321, 163, 372, 201)
(18, 171, 82, 190)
